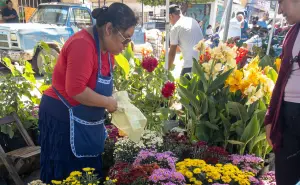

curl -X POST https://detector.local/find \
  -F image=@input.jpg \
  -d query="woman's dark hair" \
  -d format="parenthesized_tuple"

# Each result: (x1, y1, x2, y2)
(207, 25, 212, 29)
(92, 3, 138, 32)
(6, 0, 12, 4)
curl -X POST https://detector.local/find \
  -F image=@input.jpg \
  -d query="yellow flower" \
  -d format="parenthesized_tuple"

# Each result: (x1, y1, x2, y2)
(70, 171, 82, 177)
(51, 180, 62, 185)
(106, 177, 110, 181)
(193, 168, 201, 174)
(118, 129, 127, 136)
(88, 172, 92, 175)
(88, 183, 92, 185)
(208, 179, 213, 183)
(221, 176, 232, 183)
(189, 177, 196, 182)
(194, 180, 202, 185)
(82, 167, 91, 172)
(185, 171, 193, 178)
(275, 58, 281, 72)
(193, 40, 207, 54)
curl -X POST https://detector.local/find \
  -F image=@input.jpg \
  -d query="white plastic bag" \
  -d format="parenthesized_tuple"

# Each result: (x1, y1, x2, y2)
(111, 91, 147, 142)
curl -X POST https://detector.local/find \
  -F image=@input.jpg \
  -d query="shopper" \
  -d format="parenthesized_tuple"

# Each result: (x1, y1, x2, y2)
(168, 4, 203, 76)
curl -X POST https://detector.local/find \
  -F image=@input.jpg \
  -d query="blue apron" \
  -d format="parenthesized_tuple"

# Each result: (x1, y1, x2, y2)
(52, 26, 113, 158)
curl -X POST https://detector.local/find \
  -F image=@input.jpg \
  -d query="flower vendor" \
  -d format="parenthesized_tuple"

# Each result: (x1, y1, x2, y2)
(264, 0, 300, 184)
(37, 3, 137, 183)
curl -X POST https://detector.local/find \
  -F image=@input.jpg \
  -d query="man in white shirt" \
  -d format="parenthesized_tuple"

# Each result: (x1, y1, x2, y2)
(168, 4, 204, 76)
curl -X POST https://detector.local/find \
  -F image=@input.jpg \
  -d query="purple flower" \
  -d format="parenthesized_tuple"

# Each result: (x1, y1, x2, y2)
(229, 154, 263, 175)
(149, 168, 185, 184)
(133, 150, 178, 171)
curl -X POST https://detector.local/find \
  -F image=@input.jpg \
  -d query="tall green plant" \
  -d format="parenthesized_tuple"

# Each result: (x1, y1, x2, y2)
(114, 46, 176, 131)
(0, 58, 39, 137)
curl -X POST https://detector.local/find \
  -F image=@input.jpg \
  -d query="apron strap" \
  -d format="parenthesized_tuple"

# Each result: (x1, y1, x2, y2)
(52, 86, 71, 109)
(93, 26, 113, 77)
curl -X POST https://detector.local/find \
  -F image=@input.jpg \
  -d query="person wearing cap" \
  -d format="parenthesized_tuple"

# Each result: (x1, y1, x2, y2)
(168, 4, 204, 76)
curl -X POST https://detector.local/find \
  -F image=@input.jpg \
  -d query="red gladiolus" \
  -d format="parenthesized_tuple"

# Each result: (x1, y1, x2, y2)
(161, 81, 176, 98)
(236, 47, 249, 64)
(199, 49, 211, 63)
(141, 56, 158, 72)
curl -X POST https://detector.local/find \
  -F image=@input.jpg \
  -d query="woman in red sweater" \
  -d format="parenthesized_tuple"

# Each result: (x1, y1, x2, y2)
(38, 3, 137, 183)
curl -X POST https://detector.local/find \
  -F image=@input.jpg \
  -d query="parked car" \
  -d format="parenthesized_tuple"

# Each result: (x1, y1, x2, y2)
(0, 2, 151, 72)
(143, 21, 165, 31)
(131, 25, 153, 59)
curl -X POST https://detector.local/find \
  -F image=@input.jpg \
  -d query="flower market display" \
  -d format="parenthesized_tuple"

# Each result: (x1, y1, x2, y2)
(2, 40, 279, 185)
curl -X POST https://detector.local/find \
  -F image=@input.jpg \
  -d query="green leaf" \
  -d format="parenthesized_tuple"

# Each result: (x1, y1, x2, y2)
(240, 114, 260, 145)
(259, 55, 273, 68)
(227, 102, 250, 123)
(249, 133, 266, 153)
(39, 84, 50, 93)
(201, 96, 208, 115)
(207, 68, 234, 94)
(25, 61, 35, 73)
(267, 68, 278, 82)
(123, 44, 134, 61)
(179, 99, 197, 120)
(208, 98, 216, 122)
(228, 140, 245, 145)
(201, 121, 219, 130)
(258, 99, 267, 110)
(114, 54, 130, 76)
(178, 85, 201, 111)
(179, 76, 190, 86)
(247, 100, 258, 116)
(220, 113, 231, 135)
(195, 122, 210, 142)
(230, 120, 244, 136)
(192, 59, 208, 92)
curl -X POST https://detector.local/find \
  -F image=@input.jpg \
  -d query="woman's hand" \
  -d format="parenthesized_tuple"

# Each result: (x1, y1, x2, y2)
(105, 96, 118, 113)
(265, 124, 273, 147)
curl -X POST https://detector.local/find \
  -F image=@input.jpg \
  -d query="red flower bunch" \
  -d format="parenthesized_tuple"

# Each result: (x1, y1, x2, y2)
(105, 125, 121, 142)
(199, 49, 211, 63)
(108, 163, 160, 185)
(141, 56, 158, 72)
(204, 146, 229, 164)
(236, 47, 249, 64)
(161, 81, 176, 98)
(108, 162, 148, 185)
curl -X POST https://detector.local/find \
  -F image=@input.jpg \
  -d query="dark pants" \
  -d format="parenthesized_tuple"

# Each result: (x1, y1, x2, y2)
(180, 67, 192, 77)
(275, 101, 300, 185)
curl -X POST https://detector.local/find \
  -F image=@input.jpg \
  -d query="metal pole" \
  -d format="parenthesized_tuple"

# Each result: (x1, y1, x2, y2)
(98, 0, 100, 7)
(142, 0, 144, 26)
(165, 0, 169, 70)
(267, 1, 279, 55)
(223, 0, 233, 42)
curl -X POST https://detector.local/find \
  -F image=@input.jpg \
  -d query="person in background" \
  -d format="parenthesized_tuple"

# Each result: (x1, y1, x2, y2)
(38, 3, 137, 183)
(205, 25, 213, 38)
(264, 0, 300, 184)
(237, 12, 249, 42)
(1, 0, 19, 23)
(198, 20, 204, 31)
(257, 12, 269, 28)
(168, 4, 203, 76)
(225, 13, 243, 40)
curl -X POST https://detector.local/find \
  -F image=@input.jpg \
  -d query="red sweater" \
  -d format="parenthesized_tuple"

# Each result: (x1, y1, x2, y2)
(44, 29, 114, 106)
(264, 23, 300, 151)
